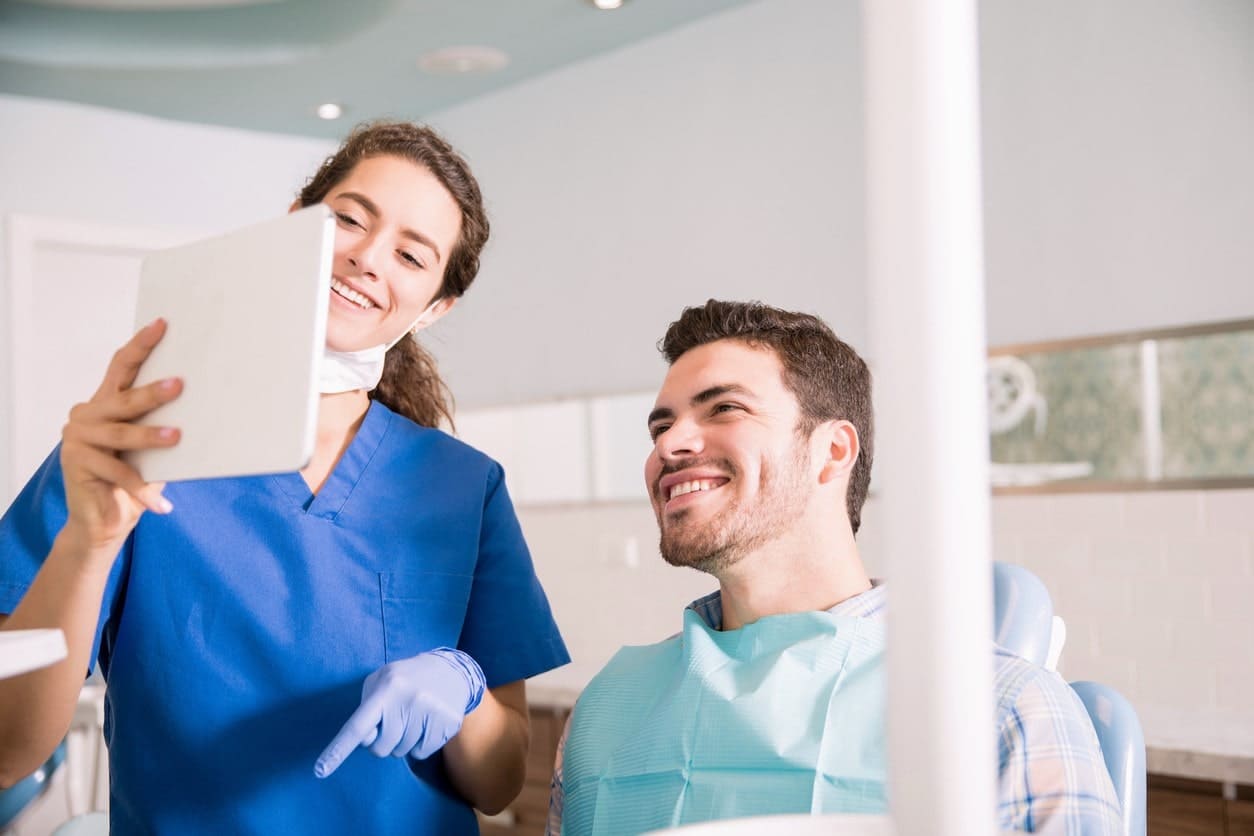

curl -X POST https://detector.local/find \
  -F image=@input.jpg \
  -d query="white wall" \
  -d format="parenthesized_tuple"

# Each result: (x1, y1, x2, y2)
(980, 0, 1254, 346)
(425, 0, 865, 409)
(0, 95, 333, 230)
(425, 0, 1254, 406)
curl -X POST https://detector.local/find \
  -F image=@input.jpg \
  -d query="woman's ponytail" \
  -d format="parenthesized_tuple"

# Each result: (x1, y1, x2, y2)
(375, 337, 454, 431)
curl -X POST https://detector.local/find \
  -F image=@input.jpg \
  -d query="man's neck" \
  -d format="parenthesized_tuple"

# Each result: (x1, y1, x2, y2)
(715, 525, 871, 632)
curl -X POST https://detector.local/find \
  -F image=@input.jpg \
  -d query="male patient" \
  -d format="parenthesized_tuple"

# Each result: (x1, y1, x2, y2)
(549, 300, 1121, 835)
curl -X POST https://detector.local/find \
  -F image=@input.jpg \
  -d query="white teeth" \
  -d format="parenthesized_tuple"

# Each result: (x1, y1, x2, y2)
(669, 479, 716, 501)
(331, 278, 376, 310)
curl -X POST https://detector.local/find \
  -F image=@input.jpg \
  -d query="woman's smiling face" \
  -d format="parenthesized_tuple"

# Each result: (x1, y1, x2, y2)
(321, 154, 463, 352)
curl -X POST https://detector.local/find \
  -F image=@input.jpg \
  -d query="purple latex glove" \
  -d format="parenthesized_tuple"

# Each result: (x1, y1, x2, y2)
(314, 647, 486, 778)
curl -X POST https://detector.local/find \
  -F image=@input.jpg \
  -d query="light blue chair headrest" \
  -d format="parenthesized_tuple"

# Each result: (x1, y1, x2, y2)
(992, 561, 1054, 667)
(1070, 681, 1147, 836)
(991, 563, 1145, 836)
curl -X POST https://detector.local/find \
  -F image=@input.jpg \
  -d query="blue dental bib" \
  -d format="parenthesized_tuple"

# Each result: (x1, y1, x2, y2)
(563, 607, 887, 835)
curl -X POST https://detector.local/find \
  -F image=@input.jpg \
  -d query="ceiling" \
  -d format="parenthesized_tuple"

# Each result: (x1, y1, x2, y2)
(0, 0, 758, 139)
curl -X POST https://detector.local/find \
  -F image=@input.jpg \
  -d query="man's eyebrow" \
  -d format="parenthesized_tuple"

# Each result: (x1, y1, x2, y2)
(334, 191, 444, 264)
(647, 384, 755, 428)
(647, 406, 674, 427)
(691, 383, 754, 405)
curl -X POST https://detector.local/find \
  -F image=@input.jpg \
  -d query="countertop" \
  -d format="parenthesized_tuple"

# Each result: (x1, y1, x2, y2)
(0, 628, 67, 679)
(1142, 705, 1254, 785)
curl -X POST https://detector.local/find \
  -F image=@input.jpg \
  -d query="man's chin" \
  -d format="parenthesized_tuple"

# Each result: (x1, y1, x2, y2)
(660, 536, 731, 574)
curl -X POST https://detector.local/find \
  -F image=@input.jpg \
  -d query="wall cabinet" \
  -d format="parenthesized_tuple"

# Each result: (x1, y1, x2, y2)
(1148, 775, 1254, 836)
(1226, 798, 1254, 836)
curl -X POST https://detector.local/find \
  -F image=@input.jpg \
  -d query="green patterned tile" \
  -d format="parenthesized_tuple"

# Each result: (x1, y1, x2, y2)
(1158, 331, 1254, 479)
(990, 344, 1144, 481)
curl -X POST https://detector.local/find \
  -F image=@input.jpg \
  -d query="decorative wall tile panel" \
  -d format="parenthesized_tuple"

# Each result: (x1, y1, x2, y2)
(1158, 331, 1254, 479)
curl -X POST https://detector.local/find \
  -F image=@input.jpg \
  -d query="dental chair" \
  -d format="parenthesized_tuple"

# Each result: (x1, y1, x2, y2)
(991, 562, 1146, 836)
(0, 678, 107, 835)
(0, 742, 67, 833)
(992, 562, 1055, 666)
(1069, 681, 1146, 836)
(992, 561, 1066, 670)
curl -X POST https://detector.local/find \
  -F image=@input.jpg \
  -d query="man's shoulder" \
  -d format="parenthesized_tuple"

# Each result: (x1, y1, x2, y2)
(990, 644, 1084, 725)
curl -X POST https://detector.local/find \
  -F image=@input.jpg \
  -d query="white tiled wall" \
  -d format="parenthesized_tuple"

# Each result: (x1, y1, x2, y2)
(519, 502, 715, 694)
(523, 488, 1252, 758)
(992, 489, 1254, 756)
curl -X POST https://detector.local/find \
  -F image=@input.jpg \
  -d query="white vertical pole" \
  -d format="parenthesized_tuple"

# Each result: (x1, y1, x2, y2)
(1140, 340, 1164, 481)
(863, 1, 997, 835)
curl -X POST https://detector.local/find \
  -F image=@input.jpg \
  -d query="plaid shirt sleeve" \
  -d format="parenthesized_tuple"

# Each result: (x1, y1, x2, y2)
(995, 655, 1123, 835)
(547, 711, 573, 836)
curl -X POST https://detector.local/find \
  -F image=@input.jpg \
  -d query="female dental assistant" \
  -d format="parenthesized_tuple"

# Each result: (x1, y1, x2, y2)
(0, 122, 569, 834)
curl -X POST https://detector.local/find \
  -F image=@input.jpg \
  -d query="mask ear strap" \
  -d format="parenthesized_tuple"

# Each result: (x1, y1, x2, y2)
(386, 300, 442, 349)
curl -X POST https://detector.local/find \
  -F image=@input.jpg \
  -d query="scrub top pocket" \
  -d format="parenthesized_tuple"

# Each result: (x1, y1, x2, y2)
(379, 570, 474, 662)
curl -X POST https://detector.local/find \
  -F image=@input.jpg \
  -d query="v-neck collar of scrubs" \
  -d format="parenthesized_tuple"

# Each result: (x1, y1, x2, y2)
(271, 399, 392, 519)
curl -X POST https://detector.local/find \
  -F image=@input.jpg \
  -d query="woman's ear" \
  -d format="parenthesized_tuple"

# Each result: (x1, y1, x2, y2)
(413, 296, 457, 332)
(817, 420, 860, 486)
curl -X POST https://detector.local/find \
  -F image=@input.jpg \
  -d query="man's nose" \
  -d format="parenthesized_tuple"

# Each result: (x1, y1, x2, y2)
(656, 416, 704, 461)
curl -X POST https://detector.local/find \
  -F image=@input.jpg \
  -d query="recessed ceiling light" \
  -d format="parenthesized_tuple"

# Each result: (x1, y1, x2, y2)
(590, 0, 625, 9)
(418, 46, 509, 76)
(315, 103, 343, 120)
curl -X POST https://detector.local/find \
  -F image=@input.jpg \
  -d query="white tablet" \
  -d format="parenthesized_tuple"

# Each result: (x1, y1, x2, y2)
(125, 205, 335, 483)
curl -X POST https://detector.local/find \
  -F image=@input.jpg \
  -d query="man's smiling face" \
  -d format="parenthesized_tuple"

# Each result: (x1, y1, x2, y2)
(645, 339, 814, 574)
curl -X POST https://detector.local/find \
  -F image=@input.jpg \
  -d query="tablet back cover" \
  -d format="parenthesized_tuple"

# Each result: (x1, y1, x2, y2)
(126, 205, 334, 483)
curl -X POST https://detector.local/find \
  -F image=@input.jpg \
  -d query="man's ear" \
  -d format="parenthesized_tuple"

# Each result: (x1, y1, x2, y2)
(817, 420, 860, 486)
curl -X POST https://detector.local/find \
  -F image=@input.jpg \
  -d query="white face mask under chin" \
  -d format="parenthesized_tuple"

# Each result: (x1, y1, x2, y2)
(319, 303, 438, 395)
(319, 343, 390, 394)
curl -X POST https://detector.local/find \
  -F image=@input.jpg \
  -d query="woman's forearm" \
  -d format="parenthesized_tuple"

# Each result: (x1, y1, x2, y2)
(443, 679, 530, 814)
(0, 527, 118, 788)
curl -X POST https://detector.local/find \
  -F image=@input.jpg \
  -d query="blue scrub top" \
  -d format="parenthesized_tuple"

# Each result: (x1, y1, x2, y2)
(0, 400, 570, 835)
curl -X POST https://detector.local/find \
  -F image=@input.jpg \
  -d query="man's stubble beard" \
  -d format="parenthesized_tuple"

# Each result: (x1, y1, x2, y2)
(657, 443, 811, 576)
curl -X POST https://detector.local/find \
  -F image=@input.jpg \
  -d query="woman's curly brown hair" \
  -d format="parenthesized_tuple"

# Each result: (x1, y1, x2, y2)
(298, 121, 489, 429)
